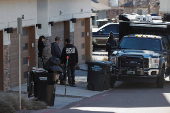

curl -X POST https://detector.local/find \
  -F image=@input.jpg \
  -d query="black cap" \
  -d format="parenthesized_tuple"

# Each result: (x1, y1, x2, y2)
(65, 38, 70, 43)
(110, 32, 113, 35)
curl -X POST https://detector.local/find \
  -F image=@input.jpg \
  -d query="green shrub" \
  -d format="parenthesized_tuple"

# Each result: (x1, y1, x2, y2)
(0, 99, 16, 113)
(0, 92, 47, 112)
(3, 93, 20, 110)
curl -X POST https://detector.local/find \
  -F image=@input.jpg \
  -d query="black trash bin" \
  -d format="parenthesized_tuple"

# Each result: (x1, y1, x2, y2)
(86, 61, 112, 91)
(28, 71, 35, 98)
(32, 71, 59, 106)
(27, 57, 63, 106)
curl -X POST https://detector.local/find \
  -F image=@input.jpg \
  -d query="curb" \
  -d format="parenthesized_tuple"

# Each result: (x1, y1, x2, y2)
(79, 69, 88, 71)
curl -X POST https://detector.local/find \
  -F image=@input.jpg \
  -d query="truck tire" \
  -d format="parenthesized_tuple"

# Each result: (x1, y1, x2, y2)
(156, 68, 165, 88)
(87, 83, 94, 90)
(93, 45, 95, 52)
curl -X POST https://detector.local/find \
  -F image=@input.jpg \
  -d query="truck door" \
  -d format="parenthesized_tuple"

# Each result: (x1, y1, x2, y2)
(100, 24, 119, 42)
(162, 36, 170, 74)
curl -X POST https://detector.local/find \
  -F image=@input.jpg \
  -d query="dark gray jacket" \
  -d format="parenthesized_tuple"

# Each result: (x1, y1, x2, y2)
(51, 42, 61, 58)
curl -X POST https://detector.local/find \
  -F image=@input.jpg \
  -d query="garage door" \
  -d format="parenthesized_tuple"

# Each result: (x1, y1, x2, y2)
(10, 27, 36, 87)
(51, 22, 64, 50)
(74, 19, 85, 64)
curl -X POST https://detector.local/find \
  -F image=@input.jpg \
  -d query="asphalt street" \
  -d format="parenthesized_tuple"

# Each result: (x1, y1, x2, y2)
(34, 81, 170, 113)
(32, 47, 170, 113)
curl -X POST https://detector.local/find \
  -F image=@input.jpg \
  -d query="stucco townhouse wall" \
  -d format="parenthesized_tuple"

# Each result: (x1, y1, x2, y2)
(0, 0, 37, 45)
(39, 0, 92, 64)
(0, 0, 92, 91)
(0, 0, 37, 91)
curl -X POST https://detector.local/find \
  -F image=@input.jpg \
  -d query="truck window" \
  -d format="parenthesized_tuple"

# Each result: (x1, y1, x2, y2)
(161, 36, 170, 49)
(120, 37, 161, 51)
(102, 24, 119, 34)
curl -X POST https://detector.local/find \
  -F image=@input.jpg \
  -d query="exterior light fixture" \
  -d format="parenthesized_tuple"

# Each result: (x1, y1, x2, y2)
(70, 18, 77, 23)
(4, 27, 13, 33)
(49, 21, 54, 26)
(36, 24, 42, 29)
(59, 11, 62, 15)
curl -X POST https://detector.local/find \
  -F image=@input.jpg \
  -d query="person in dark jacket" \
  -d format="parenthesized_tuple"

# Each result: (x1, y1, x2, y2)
(51, 36, 61, 59)
(38, 36, 45, 68)
(106, 32, 118, 58)
(61, 38, 78, 87)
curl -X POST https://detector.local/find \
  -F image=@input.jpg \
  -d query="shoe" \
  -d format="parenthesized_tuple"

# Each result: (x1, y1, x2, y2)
(72, 84, 76, 87)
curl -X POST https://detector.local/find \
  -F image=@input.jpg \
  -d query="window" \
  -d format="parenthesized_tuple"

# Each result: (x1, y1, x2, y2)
(120, 37, 161, 51)
(23, 29, 28, 36)
(102, 24, 119, 34)
(81, 43, 85, 49)
(81, 32, 84, 37)
(91, 0, 99, 3)
(137, 9, 142, 15)
(23, 43, 28, 50)
(161, 36, 170, 49)
(109, 0, 118, 7)
(23, 57, 28, 65)
(81, 20, 84, 26)
(82, 55, 85, 60)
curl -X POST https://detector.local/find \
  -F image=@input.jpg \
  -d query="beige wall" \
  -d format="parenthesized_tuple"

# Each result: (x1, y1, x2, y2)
(49, 0, 91, 18)
(0, 0, 37, 45)
(74, 19, 85, 64)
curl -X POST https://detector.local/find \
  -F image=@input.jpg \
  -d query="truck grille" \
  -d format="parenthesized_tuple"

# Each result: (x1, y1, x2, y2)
(118, 56, 149, 68)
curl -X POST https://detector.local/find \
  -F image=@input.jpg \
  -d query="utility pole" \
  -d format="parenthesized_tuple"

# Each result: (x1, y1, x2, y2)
(132, 0, 134, 13)
(17, 17, 22, 111)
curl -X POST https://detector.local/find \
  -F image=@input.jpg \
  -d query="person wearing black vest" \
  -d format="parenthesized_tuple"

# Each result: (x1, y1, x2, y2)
(38, 36, 45, 68)
(106, 32, 118, 58)
(61, 38, 78, 87)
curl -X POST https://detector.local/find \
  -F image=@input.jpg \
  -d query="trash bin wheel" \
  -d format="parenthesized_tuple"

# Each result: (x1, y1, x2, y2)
(110, 81, 116, 88)
(87, 83, 94, 90)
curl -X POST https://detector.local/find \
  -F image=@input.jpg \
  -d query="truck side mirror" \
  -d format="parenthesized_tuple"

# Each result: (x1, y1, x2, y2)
(163, 49, 167, 52)
(163, 49, 168, 54)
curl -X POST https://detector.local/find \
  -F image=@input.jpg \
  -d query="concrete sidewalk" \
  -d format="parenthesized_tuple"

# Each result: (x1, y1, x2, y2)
(11, 69, 109, 110)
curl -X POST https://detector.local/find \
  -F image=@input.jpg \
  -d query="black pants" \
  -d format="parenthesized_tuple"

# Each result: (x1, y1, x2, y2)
(67, 65, 76, 85)
(108, 52, 112, 59)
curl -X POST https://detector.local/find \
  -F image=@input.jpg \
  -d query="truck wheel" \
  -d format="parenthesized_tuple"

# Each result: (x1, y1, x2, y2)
(87, 83, 94, 90)
(110, 81, 116, 88)
(156, 68, 165, 88)
(93, 45, 95, 52)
